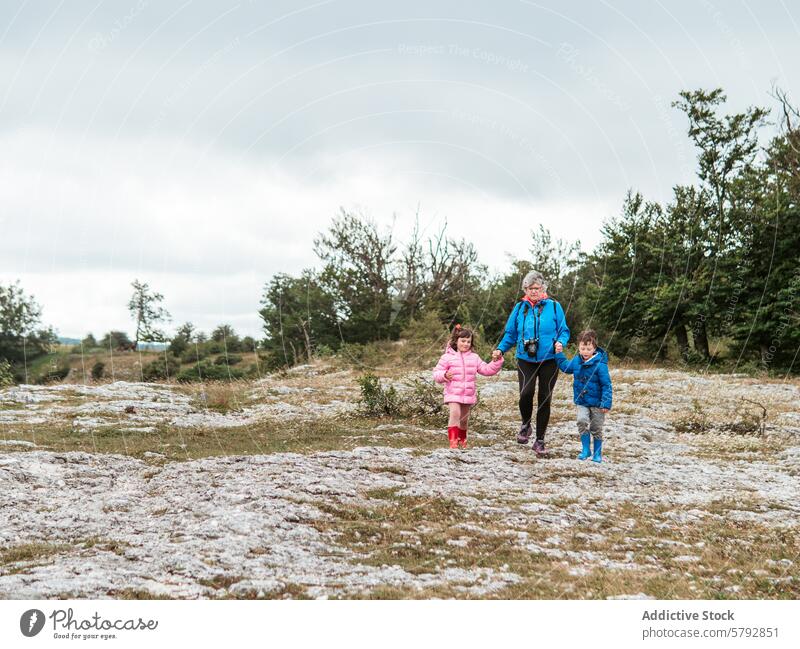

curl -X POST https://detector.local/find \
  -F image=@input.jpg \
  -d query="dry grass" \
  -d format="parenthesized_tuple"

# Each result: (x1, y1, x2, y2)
(0, 543, 71, 576)
(301, 490, 800, 599)
(5, 415, 452, 462)
(185, 380, 250, 413)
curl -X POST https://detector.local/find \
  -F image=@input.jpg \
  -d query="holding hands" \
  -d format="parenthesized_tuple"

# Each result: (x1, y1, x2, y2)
(491, 349, 502, 361)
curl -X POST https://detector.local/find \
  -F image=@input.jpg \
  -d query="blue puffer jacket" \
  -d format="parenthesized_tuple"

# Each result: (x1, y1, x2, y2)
(555, 347, 613, 409)
(497, 298, 570, 363)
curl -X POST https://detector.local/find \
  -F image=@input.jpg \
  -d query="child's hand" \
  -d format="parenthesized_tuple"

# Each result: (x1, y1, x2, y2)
(554, 342, 563, 353)
(491, 349, 502, 361)
(444, 370, 454, 381)
(601, 408, 609, 413)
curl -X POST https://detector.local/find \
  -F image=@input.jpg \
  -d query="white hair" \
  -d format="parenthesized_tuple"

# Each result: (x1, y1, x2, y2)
(521, 270, 548, 291)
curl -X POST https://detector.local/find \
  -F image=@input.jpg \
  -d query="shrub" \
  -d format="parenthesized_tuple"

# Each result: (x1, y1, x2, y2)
(91, 361, 105, 381)
(142, 355, 181, 382)
(356, 372, 401, 416)
(214, 354, 242, 366)
(399, 376, 445, 419)
(0, 359, 13, 387)
(180, 346, 209, 364)
(176, 360, 245, 383)
(36, 358, 71, 384)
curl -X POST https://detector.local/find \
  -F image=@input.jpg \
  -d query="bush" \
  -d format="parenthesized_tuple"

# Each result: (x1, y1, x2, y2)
(180, 346, 209, 364)
(356, 372, 401, 416)
(214, 354, 242, 366)
(399, 376, 445, 419)
(141, 355, 181, 382)
(355, 372, 447, 422)
(176, 360, 245, 383)
(0, 359, 14, 387)
(91, 361, 105, 381)
(36, 358, 71, 384)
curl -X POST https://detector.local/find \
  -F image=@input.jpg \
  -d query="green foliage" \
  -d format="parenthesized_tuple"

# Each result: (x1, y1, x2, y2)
(211, 324, 243, 352)
(214, 354, 242, 365)
(180, 346, 209, 364)
(315, 209, 398, 344)
(356, 373, 401, 416)
(356, 372, 445, 422)
(0, 358, 14, 387)
(176, 360, 245, 383)
(168, 322, 196, 356)
(0, 281, 57, 365)
(90, 361, 105, 381)
(83, 333, 98, 347)
(399, 376, 446, 421)
(259, 270, 340, 365)
(128, 279, 171, 348)
(99, 330, 134, 351)
(36, 357, 71, 384)
(141, 355, 181, 382)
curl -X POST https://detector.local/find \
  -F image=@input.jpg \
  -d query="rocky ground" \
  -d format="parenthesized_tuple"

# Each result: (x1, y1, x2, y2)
(1, 363, 799, 599)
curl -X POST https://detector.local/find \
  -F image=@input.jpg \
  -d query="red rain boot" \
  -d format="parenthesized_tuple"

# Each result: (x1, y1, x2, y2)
(458, 427, 468, 449)
(447, 426, 459, 449)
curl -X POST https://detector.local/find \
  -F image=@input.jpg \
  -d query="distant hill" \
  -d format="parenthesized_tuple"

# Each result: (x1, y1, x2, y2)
(57, 337, 81, 345)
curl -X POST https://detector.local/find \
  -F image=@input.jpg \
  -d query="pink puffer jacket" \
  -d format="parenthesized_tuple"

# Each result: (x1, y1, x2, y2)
(433, 347, 504, 405)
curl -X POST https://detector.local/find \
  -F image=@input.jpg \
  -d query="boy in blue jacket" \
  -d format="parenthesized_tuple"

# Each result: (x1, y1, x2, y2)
(554, 329, 613, 463)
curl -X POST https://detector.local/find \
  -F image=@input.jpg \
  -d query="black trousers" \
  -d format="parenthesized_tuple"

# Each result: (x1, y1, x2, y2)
(517, 358, 559, 440)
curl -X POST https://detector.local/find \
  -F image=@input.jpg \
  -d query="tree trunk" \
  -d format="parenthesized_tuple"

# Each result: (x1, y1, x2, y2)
(301, 321, 312, 364)
(694, 320, 711, 359)
(674, 324, 690, 360)
(760, 343, 771, 366)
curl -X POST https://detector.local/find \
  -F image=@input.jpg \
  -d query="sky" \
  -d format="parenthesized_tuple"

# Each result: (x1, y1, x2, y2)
(1, 0, 798, 339)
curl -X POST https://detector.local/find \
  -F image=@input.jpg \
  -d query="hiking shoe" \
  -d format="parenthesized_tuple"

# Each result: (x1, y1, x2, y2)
(517, 423, 532, 444)
(532, 439, 547, 456)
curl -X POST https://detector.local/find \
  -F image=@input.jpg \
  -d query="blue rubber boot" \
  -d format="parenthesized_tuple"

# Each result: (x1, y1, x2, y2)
(591, 438, 603, 463)
(578, 433, 591, 460)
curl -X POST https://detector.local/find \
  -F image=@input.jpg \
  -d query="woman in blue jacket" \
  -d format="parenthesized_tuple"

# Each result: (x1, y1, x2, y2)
(491, 270, 570, 456)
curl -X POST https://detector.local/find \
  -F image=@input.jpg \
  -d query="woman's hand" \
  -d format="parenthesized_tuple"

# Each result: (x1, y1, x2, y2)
(554, 342, 563, 353)
(491, 349, 502, 361)
(444, 369, 454, 381)
(601, 408, 609, 413)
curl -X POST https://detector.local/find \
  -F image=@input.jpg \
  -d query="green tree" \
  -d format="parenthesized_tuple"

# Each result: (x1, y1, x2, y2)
(210, 324, 242, 352)
(0, 281, 57, 365)
(259, 271, 339, 366)
(314, 209, 398, 343)
(99, 330, 133, 351)
(672, 89, 769, 359)
(168, 322, 196, 356)
(128, 280, 171, 350)
(81, 333, 98, 349)
(396, 218, 485, 330)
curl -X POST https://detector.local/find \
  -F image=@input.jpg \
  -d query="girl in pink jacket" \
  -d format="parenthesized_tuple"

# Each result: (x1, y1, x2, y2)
(433, 325, 504, 449)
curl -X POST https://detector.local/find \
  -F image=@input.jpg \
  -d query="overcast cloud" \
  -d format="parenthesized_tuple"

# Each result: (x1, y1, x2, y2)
(1, 0, 797, 338)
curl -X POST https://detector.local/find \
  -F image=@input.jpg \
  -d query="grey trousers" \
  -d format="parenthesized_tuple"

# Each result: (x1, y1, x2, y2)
(576, 405, 605, 440)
